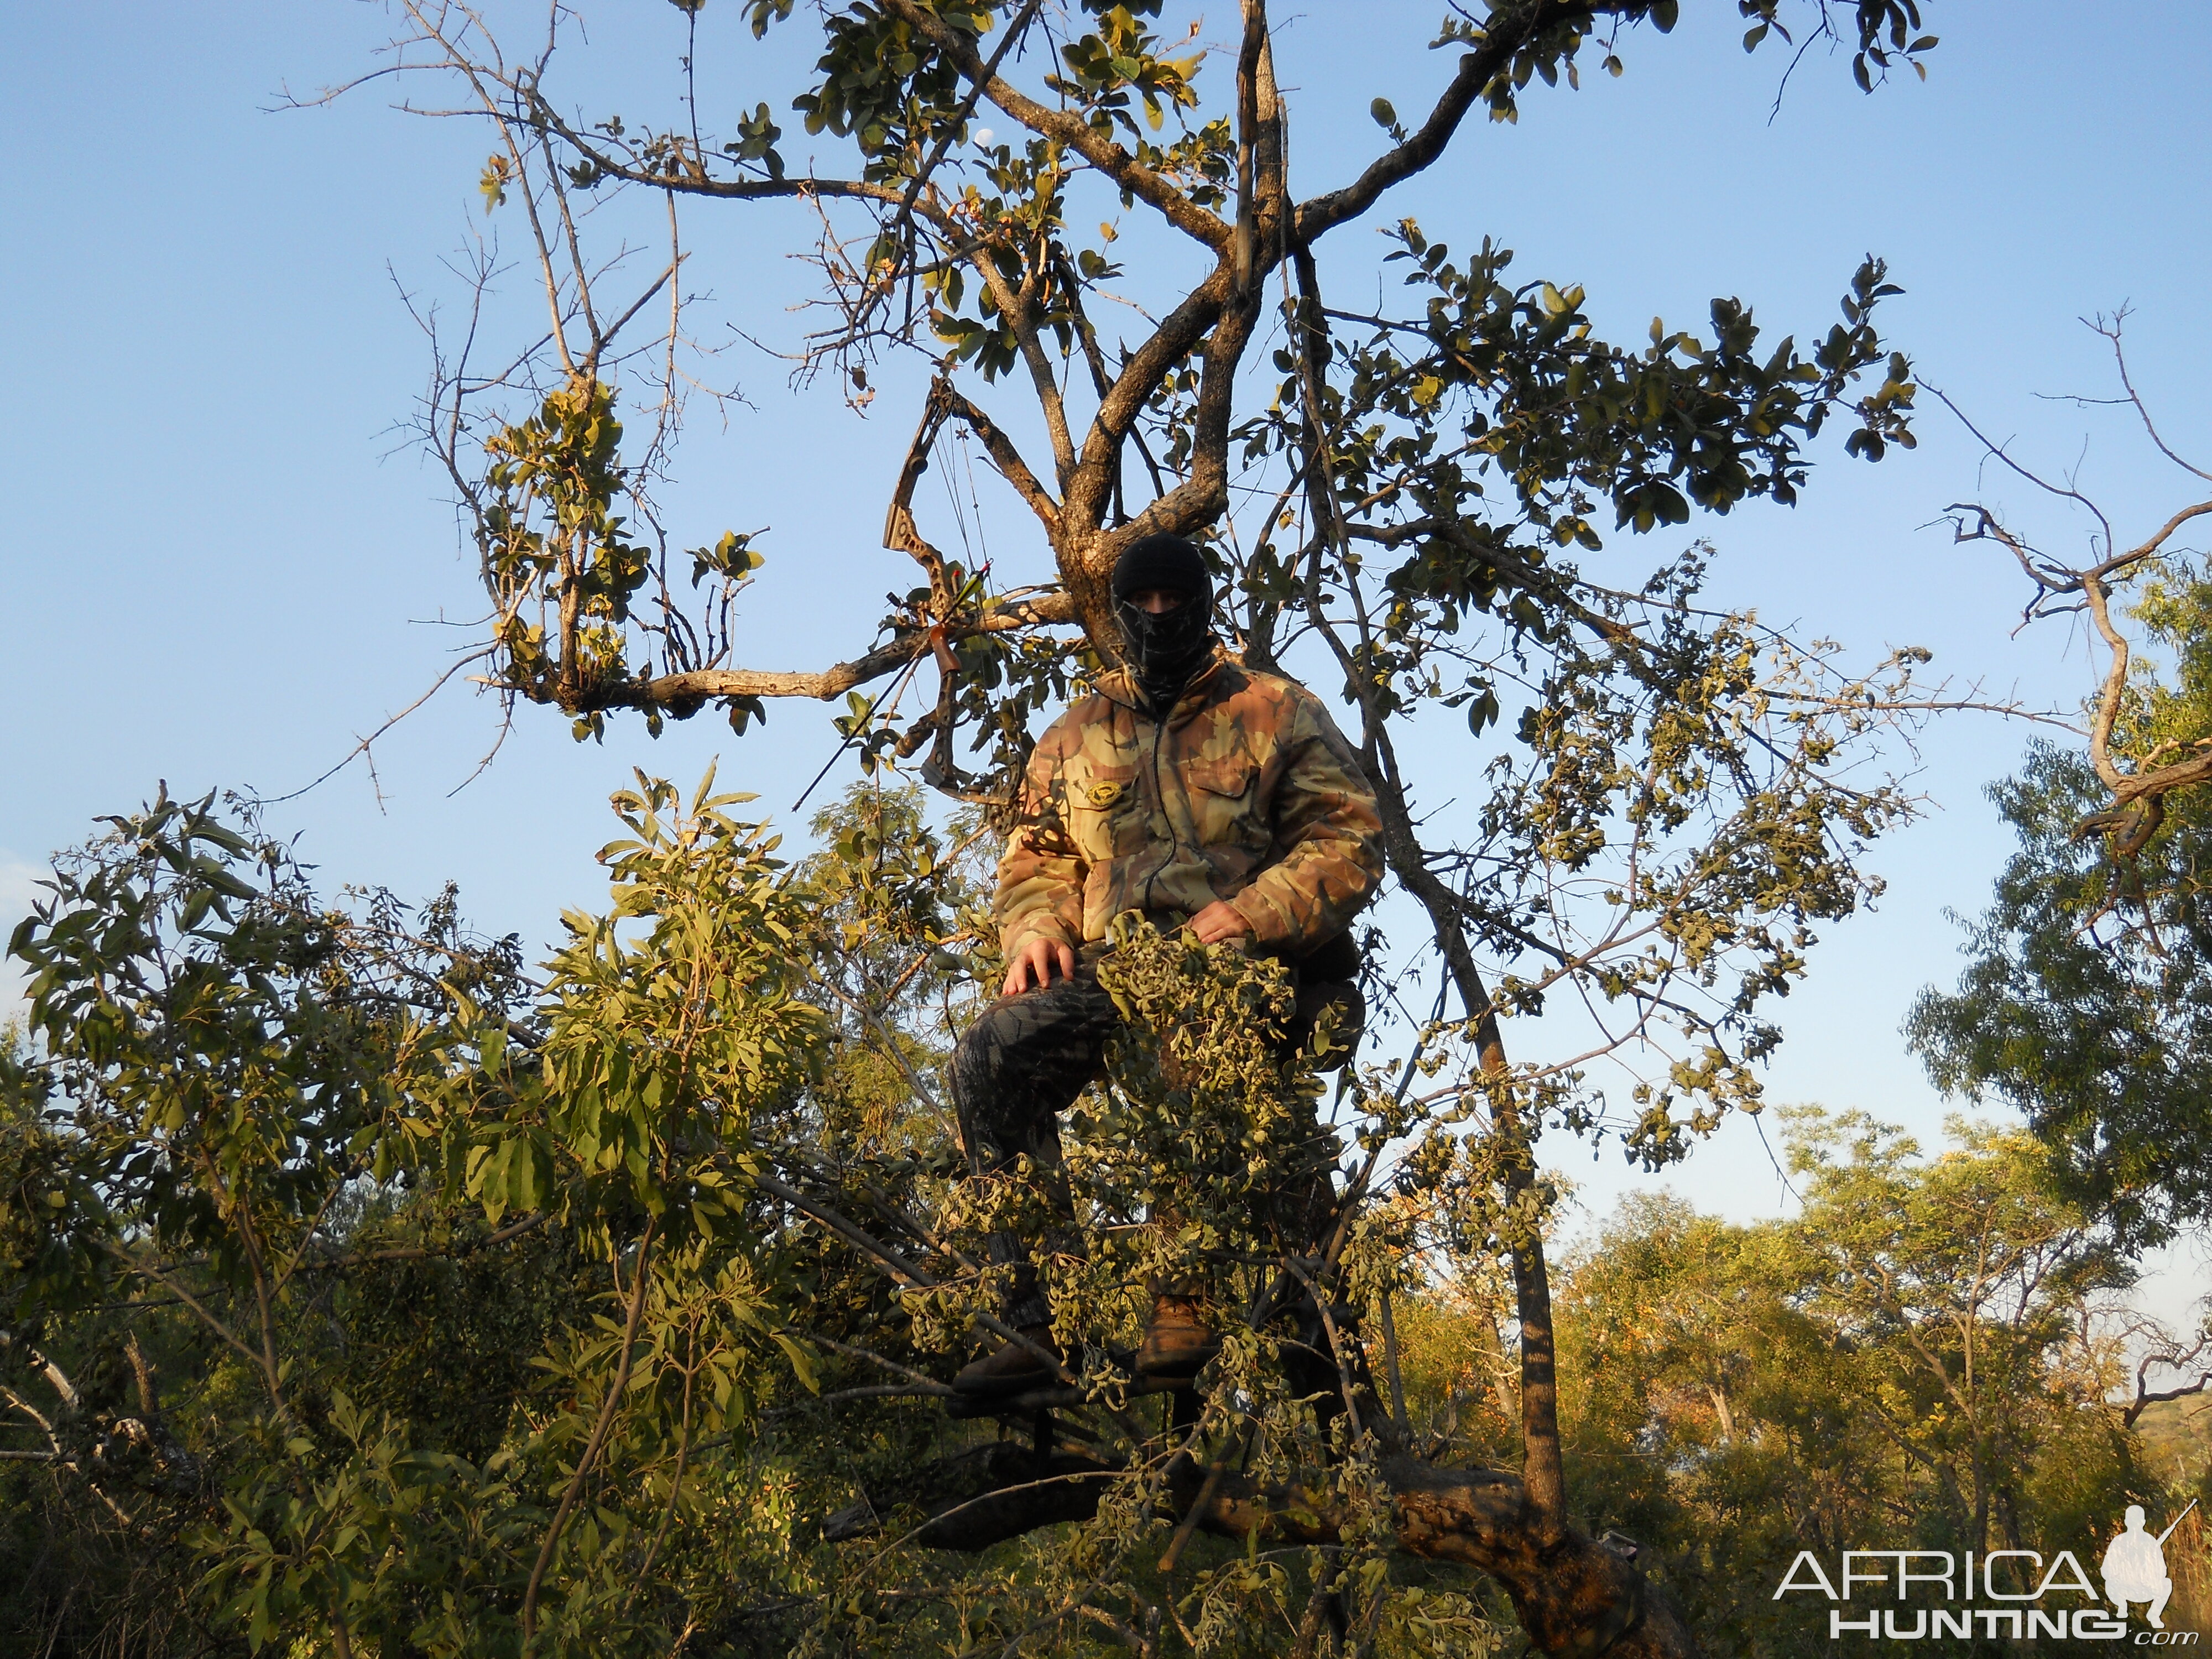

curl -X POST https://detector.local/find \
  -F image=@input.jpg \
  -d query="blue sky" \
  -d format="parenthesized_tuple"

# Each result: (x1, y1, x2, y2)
(4, 2, 2209, 1298)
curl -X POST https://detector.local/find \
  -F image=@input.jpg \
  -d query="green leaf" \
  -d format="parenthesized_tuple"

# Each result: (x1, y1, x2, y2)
(773, 1332, 820, 1393)
(195, 861, 260, 902)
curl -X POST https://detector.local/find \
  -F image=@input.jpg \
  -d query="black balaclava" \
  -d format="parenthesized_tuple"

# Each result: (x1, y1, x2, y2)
(1111, 534, 1217, 711)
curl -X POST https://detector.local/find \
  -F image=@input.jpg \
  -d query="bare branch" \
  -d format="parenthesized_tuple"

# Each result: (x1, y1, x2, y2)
(2124, 1333, 2212, 1429)
(1941, 364, 2212, 862)
(2094, 309, 2212, 483)
(1930, 383, 2116, 557)
(260, 646, 495, 806)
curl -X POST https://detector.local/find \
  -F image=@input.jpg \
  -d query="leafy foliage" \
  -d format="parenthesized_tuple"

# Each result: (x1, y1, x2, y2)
(9, 789, 2203, 1655)
(2, 782, 839, 1656)
(477, 373, 769, 740)
(1911, 567, 2212, 1249)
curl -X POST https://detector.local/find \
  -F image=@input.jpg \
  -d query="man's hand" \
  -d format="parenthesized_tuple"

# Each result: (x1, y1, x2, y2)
(1003, 936, 1078, 997)
(1188, 900, 1251, 946)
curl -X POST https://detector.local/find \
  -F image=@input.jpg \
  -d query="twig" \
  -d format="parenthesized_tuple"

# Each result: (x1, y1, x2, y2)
(521, 1220, 657, 1653)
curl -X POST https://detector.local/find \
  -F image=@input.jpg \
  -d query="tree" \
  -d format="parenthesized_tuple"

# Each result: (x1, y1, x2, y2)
(3, 781, 833, 1658)
(1769, 1110, 2140, 1561)
(13, 3, 1974, 1654)
(1911, 313, 2212, 1250)
(1542, 1113, 2169, 1655)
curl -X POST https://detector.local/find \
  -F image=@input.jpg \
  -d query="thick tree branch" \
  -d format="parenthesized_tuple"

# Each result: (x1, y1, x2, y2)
(896, 1442, 1695, 1658)
(968, 242, 1078, 489)
(1065, 273, 1232, 592)
(1118, 7, 1284, 549)
(1945, 408, 2212, 859)
(2123, 1334, 2211, 1429)
(1232, 0, 1267, 299)
(538, 591, 1076, 713)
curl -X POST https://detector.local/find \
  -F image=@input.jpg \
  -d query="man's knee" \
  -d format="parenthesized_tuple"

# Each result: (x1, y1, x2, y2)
(953, 982, 1082, 1095)
(950, 1001, 1030, 1153)
(952, 971, 1118, 1158)
(952, 994, 1027, 1082)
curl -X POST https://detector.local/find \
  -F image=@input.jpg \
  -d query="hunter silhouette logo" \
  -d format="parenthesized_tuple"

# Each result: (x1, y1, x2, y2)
(2105, 1500, 2196, 1631)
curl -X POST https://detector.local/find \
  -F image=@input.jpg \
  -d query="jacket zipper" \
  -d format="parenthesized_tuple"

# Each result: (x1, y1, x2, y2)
(1106, 658, 1219, 920)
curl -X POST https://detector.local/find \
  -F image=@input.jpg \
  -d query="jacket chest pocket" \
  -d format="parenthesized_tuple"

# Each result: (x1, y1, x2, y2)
(1185, 756, 1265, 851)
(1062, 761, 1142, 862)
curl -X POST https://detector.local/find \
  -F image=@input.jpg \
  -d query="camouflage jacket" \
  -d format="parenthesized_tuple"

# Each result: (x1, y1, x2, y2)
(995, 651, 1386, 960)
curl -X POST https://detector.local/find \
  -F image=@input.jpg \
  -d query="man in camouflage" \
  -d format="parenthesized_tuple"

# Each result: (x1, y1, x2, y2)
(950, 534, 1385, 1397)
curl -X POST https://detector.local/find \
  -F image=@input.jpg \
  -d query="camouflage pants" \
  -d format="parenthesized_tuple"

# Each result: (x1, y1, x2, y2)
(948, 936, 1361, 1328)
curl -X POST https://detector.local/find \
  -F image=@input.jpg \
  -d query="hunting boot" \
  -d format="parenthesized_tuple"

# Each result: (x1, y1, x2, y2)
(951, 1324, 1061, 1397)
(1134, 1292, 1220, 1382)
